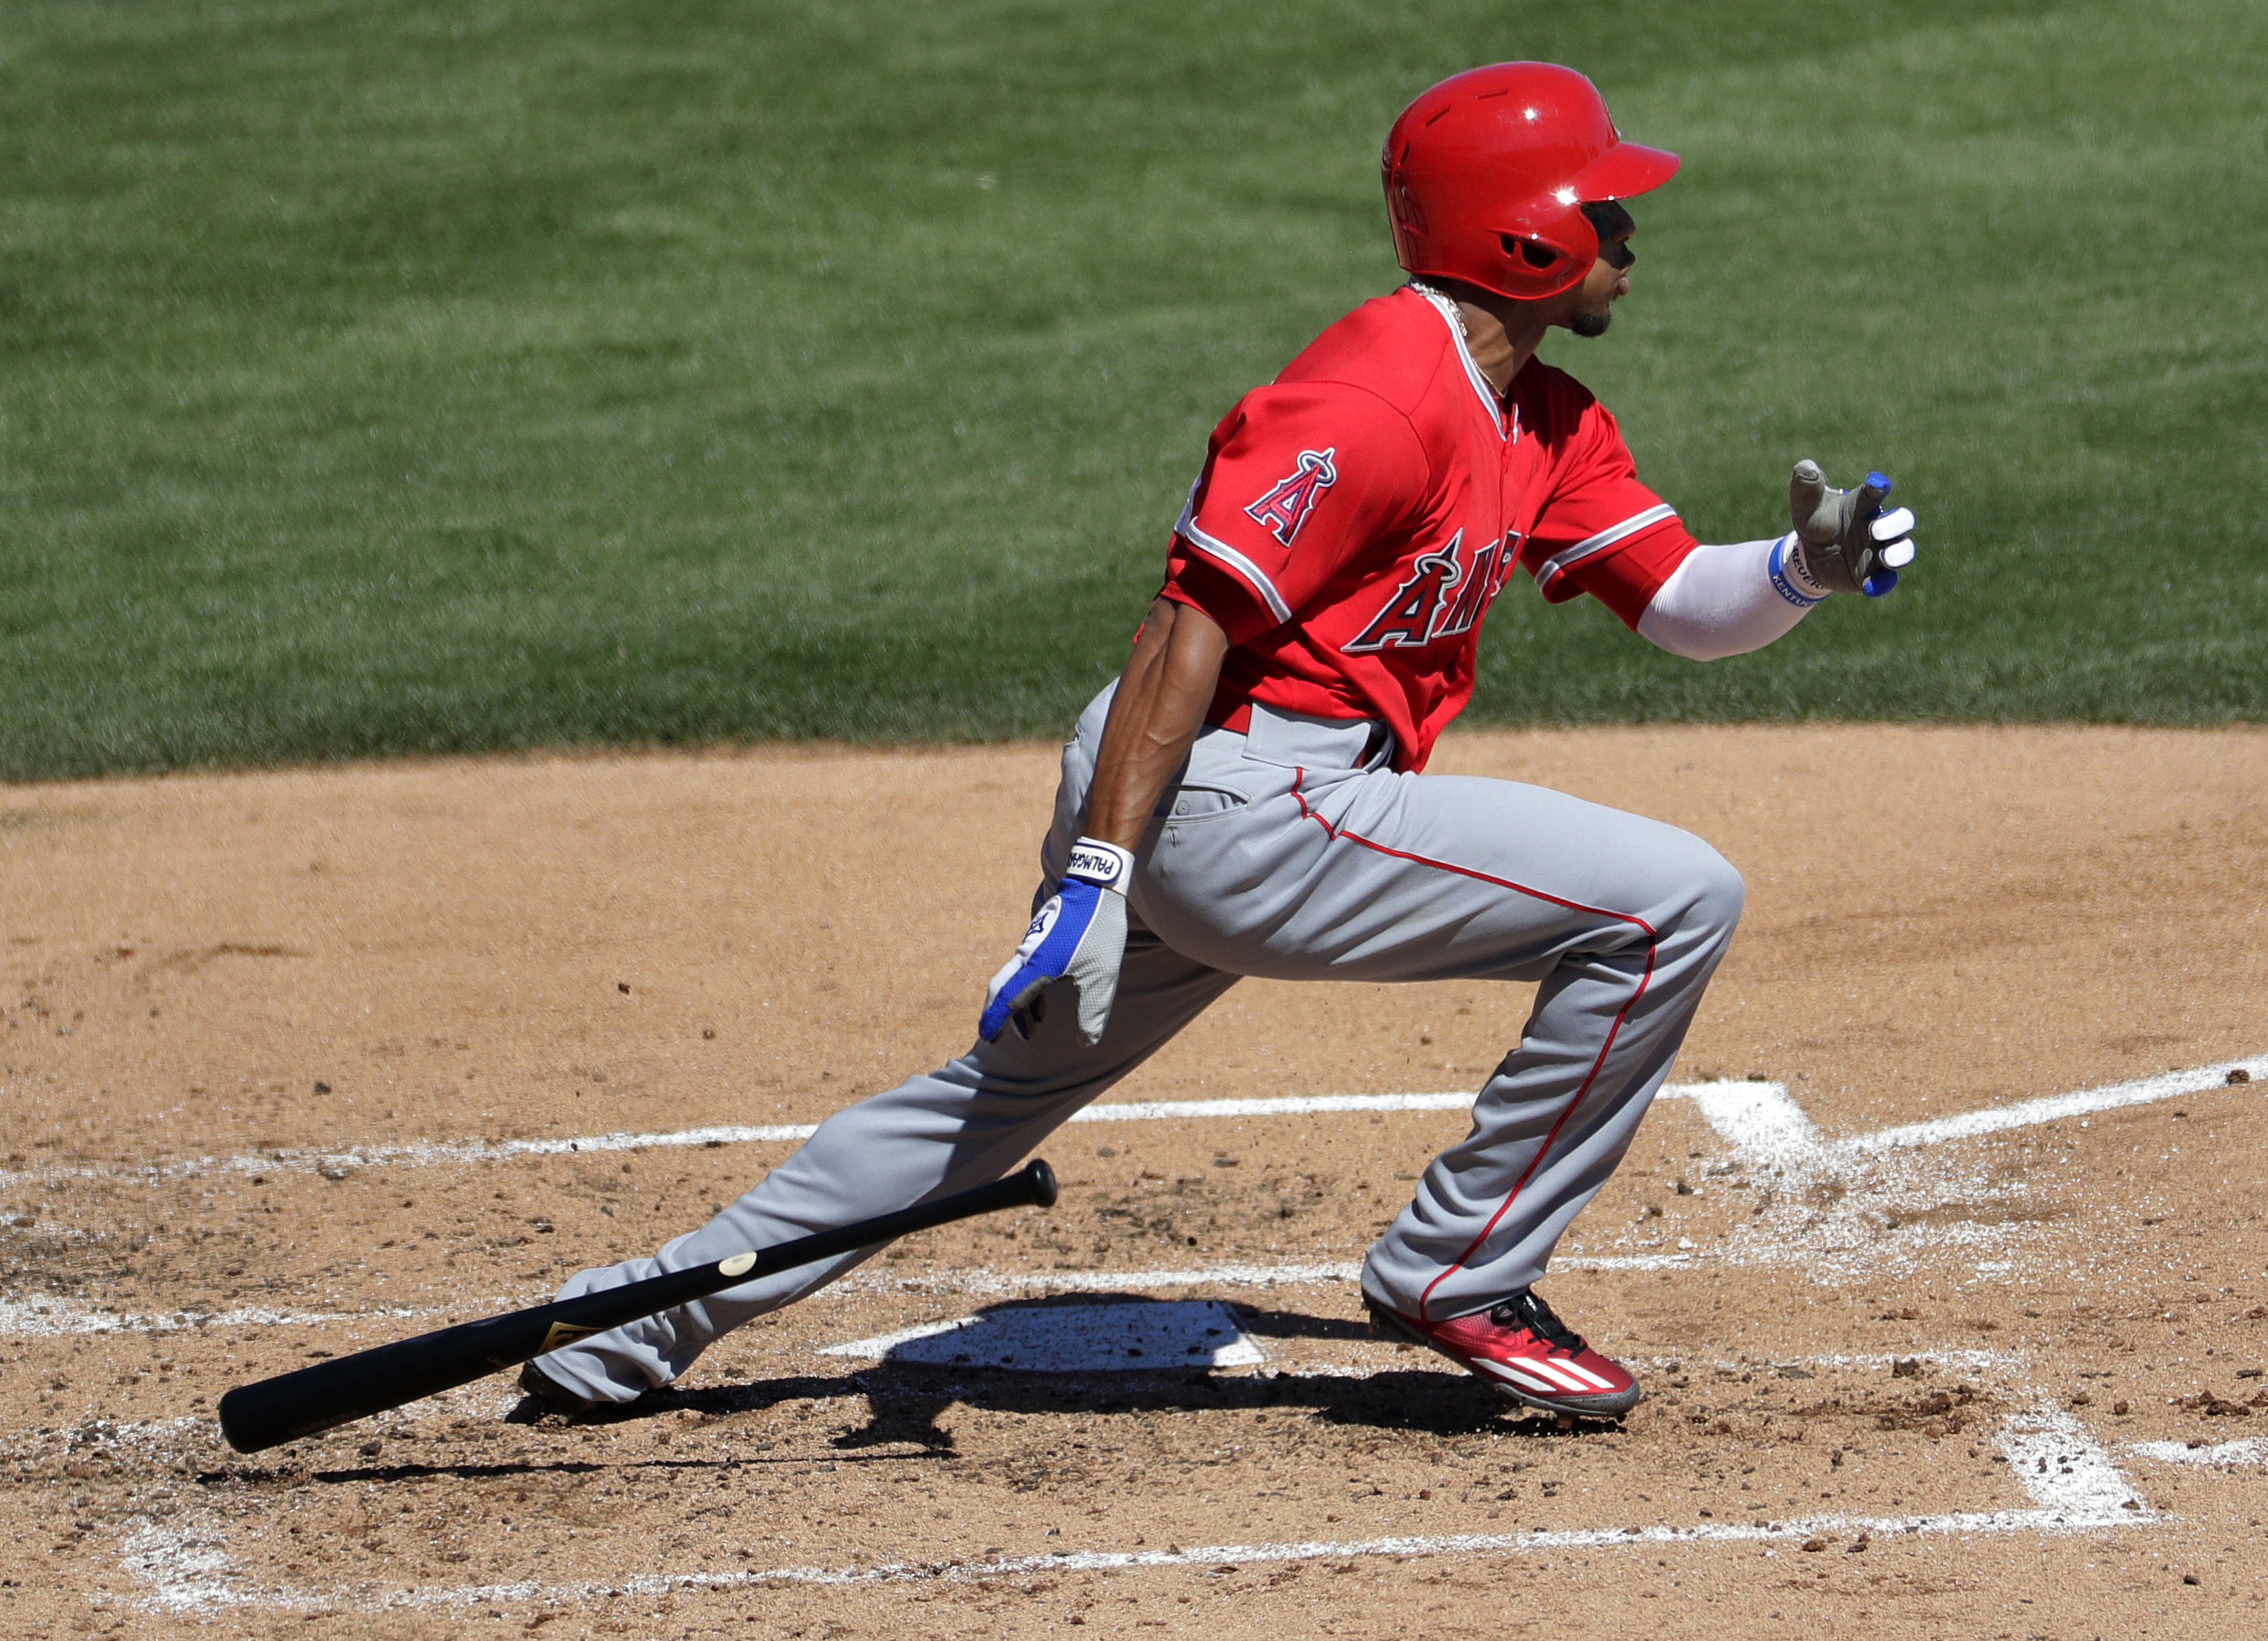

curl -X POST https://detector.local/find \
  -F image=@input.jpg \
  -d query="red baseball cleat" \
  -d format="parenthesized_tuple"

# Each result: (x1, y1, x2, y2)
(1368, 1288, 1641, 1417)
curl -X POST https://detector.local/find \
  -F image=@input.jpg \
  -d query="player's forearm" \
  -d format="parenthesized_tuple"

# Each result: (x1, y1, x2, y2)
(1083, 597, 1231, 853)
(1635, 536, 1822, 662)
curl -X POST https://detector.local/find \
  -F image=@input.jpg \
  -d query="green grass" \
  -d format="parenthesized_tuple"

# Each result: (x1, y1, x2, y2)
(0, 0, 2262, 779)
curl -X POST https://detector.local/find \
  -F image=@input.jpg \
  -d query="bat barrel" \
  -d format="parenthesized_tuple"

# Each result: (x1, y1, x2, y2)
(216, 1257, 753, 1452)
(219, 1313, 540, 1453)
(217, 1158, 1059, 1453)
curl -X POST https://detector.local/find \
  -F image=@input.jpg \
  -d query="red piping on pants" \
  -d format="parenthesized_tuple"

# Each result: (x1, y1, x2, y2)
(1290, 767, 1658, 1322)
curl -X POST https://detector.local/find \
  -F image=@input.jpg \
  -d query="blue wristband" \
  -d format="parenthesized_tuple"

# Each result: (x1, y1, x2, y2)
(1768, 534, 1827, 608)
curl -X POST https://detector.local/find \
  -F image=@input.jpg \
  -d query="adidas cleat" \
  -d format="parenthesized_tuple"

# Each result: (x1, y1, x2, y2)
(1368, 1288, 1640, 1418)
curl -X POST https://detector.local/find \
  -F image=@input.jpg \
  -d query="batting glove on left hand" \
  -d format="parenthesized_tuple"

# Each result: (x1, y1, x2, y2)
(979, 838, 1133, 1047)
(1787, 459, 1918, 598)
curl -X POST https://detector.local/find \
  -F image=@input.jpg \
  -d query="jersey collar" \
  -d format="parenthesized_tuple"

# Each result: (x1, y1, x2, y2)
(1408, 282, 1517, 442)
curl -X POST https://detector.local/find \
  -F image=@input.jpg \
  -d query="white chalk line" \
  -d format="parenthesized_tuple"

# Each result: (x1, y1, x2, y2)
(14, 1055, 2258, 1339)
(0, 1295, 426, 1339)
(0, 1251, 1680, 1341)
(1856, 1057, 2265, 1151)
(14, 1053, 2258, 1197)
(121, 1512, 2111, 1614)
(854, 1258, 1363, 1299)
(864, 1247, 1697, 1300)
(21, 1051, 2260, 1338)
(2126, 1438, 2268, 1468)
(116, 1404, 2147, 1614)
(0, 1092, 1485, 1190)
(0, 1120, 822, 1191)
(0, 1245, 1704, 1341)
(1676, 1055, 2267, 1166)
(0, 1264, 1372, 1342)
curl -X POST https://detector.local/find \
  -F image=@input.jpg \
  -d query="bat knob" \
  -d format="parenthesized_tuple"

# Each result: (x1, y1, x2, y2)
(1021, 1158, 1059, 1209)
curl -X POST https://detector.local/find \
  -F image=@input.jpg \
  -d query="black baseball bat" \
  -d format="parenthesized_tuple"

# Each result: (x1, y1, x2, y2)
(217, 1158, 1058, 1453)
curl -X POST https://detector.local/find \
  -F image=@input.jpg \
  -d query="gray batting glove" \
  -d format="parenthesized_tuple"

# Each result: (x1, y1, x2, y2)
(1787, 459, 1918, 598)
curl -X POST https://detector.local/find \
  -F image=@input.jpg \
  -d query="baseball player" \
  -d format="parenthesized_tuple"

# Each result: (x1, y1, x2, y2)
(522, 62, 1916, 1420)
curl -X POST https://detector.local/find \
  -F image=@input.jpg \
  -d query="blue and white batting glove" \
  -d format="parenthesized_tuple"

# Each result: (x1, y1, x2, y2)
(979, 838, 1133, 1047)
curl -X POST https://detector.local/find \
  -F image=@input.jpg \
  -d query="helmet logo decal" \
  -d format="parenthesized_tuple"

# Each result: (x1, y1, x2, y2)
(1244, 448, 1339, 546)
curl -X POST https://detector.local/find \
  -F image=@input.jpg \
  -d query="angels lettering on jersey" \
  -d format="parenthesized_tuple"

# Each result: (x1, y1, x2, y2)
(1346, 528, 1522, 653)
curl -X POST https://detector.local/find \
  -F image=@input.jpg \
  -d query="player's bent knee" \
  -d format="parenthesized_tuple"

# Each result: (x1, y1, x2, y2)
(1698, 853, 1746, 941)
(1670, 844, 1745, 949)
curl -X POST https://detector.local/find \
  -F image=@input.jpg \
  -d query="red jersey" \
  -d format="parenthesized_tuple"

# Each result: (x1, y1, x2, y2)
(1159, 284, 1696, 772)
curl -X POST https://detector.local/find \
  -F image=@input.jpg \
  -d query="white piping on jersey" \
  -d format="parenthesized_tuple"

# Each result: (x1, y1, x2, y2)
(1409, 282, 1515, 440)
(1530, 503, 1679, 590)
(1175, 483, 1294, 625)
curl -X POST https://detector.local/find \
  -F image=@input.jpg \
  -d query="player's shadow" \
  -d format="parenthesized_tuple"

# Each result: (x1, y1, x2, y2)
(512, 1294, 1613, 1450)
(824, 1357, 1517, 1452)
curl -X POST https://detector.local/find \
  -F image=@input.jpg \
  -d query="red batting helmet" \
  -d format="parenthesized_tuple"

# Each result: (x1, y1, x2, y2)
(1382, 63, 1679, 301)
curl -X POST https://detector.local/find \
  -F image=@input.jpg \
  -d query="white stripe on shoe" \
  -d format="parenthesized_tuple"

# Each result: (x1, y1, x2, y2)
(1471, 1358, 1567, 1396)
(1550, 1357, 1619, 1391)
(1518, 1357, 1601, 1394)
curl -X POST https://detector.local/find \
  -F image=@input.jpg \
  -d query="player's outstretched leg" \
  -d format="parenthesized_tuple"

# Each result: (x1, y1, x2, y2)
(522, 925, 1235, 1410)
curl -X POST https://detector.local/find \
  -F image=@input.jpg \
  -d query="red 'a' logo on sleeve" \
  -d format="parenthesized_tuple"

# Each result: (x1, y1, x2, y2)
(1244, 448, 1338, 545)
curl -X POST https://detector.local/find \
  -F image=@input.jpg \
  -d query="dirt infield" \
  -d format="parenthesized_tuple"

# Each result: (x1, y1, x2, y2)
(4, 725, 2267, 1638)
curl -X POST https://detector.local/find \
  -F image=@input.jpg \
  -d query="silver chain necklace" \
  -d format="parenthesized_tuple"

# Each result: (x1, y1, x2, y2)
(1407, 279, 1470, 344)
(1408, 279, 1515, 431)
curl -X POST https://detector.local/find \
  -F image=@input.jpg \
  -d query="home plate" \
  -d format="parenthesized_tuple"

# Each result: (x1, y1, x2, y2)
(818, 1299, 1265, 1372)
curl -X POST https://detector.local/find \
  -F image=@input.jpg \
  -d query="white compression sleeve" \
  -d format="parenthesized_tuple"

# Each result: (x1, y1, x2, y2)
(1635, 534, 1827, 662)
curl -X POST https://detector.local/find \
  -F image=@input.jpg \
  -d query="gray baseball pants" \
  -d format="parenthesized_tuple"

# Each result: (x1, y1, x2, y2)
(537, 686, 1743, 1403)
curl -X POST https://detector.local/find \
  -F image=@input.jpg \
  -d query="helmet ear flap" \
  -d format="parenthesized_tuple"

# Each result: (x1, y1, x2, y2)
(1491, 203, 1599, 298)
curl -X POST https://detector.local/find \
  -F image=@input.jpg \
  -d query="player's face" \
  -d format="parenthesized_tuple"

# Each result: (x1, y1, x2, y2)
(1566, 200, 1636, 339)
